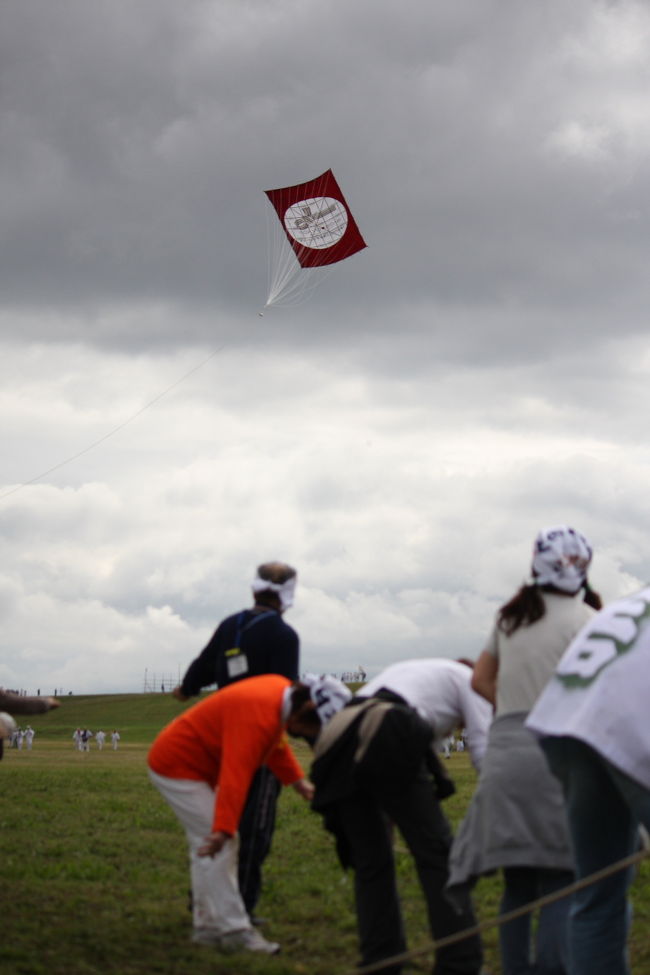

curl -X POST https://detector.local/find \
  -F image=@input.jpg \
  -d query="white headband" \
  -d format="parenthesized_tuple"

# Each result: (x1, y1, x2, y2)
(251, 573, 296, 610)
(300, 673, 352, 724)
(531, 525, 593, 594)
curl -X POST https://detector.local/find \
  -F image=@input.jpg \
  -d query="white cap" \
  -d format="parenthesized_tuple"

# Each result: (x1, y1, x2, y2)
(531, 525, 593, 594)
(301, 673, 352, 724)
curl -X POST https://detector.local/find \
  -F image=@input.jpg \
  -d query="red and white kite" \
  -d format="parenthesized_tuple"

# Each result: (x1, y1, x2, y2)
(265, 169, 366, 269)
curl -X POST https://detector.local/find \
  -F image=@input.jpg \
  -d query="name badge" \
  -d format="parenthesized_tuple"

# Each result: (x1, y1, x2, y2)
(226, 651, 249, 679)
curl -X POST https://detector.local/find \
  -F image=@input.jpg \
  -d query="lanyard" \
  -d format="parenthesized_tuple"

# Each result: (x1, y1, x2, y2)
(233, 609, 276, 646)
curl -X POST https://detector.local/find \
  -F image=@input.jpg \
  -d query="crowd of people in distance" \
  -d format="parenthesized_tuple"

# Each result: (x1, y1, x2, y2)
(72, 728, 121, 751)
(0, 689, 59, 760)
(6, 724, 35, 749)
(441, 731, 468, 757)
(339, 667, 367, 683)
(0, 695, 123, 756)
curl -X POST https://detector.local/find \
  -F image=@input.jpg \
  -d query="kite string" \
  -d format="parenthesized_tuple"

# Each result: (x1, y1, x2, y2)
(264, 195, 337, 308)
(0, 344, 224, 503)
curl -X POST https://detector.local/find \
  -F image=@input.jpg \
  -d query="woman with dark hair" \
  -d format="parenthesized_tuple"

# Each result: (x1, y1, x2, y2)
(448, 526, 602, 975)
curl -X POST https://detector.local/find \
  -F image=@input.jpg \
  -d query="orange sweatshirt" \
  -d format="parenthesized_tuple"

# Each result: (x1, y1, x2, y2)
(148, 674, 304, 835)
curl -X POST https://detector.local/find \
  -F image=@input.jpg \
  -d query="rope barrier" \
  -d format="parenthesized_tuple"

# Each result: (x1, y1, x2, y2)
(343, 845, 649, 975)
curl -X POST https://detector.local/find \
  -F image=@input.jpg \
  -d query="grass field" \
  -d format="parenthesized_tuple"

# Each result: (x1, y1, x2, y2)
(2, 694, 649, 975)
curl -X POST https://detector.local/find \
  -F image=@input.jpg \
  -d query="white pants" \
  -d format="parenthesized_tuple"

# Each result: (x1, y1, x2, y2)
(148, 769, 251, 936)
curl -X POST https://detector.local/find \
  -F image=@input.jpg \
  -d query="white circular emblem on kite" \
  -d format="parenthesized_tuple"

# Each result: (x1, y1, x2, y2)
(284, 196, 348, 250)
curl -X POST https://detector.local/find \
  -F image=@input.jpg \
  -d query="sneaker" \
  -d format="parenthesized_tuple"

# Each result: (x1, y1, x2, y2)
(219, 928, 280, 955)
(191, 928, 222, 946)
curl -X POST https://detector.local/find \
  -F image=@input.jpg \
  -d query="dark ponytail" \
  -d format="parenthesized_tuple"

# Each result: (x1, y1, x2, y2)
(582, 581, 603, 611)
(497, 584, 546, 636)
(498, 578, 602, 636)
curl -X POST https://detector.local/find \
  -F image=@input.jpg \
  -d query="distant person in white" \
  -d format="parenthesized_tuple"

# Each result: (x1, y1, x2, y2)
(442, 734, 455, 759)
(528, 585, 650, 975)
(24, 726, 34, 750)
(111, 730, 120, 750)
(95, 730, 106, 750)
(73, 728, 82, 750)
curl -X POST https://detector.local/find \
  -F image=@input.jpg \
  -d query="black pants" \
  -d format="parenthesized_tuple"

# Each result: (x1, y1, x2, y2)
(336, 772, 482, 975)
(237, 766, 282, 915)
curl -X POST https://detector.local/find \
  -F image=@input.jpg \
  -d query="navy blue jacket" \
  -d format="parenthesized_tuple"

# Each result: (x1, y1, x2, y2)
(180, 607, 299, 696)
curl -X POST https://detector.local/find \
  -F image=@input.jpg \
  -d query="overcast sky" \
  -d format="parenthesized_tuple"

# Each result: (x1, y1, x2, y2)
(2, 0, 650, 696)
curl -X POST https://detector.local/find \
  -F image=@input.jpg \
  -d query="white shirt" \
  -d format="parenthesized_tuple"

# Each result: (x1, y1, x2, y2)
(485, 592, 594, 716)
(362, 658, 492, 770)
(527, 586, 650, 790)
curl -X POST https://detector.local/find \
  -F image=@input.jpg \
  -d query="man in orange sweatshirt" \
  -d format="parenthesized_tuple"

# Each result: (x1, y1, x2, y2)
(148, 672, 350, 954)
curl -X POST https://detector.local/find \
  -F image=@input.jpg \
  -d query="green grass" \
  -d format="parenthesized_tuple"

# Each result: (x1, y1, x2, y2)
(2, 695, 649, 974)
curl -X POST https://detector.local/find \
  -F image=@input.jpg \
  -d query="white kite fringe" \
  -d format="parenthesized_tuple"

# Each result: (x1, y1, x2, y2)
(263, 204, 335, 307)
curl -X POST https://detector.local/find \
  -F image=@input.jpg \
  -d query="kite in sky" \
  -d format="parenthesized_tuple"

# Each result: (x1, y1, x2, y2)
(2, 172, 364, 495)
(263, 169, 367, 306)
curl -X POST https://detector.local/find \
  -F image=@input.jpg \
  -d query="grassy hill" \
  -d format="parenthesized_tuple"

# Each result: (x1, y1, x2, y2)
(15, 691, 197, 744)
(19, 682, 367, 744)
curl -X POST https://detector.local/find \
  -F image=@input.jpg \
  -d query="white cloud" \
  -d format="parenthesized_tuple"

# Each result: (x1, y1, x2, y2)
(546, 121, 611, 162)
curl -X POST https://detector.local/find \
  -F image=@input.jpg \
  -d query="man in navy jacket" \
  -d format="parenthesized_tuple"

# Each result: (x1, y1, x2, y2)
(172, 561, 299, 918)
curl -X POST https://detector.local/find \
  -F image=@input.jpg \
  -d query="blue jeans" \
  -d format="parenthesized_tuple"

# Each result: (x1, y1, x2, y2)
(542, 736, 650, 975)
(499, 866, 573, 975)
